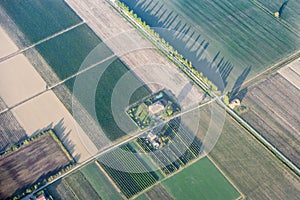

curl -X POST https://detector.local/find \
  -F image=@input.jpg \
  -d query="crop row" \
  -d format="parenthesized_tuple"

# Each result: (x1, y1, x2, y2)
(137, 119, 202, 175)
(98, 144, 159, 198)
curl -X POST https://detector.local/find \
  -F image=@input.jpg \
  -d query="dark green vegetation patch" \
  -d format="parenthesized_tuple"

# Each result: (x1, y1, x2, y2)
(0, 0, 82, 43)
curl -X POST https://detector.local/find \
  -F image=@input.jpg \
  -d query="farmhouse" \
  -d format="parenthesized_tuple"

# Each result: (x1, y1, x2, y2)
(146, 132, 160, 149)
(148, 101, 165, 115)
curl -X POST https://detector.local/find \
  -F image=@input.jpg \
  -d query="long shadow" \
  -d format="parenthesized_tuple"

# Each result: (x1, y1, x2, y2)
(229, 66, 251, 101)
(279, 0, 289, 17)
(120, 0, 235, 92)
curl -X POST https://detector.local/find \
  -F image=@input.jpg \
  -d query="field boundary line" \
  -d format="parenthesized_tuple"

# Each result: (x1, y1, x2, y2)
(0, 54, 116, 116)
(62, 179, 80, 200)
(207, 155, 245, 200)
(241, 50, 300, 89)
(94, 160, 123, 194)
(0, 21, 85, 63)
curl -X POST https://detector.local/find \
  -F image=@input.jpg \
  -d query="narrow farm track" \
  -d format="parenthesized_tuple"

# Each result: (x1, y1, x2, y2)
(0, 21, 85, 63)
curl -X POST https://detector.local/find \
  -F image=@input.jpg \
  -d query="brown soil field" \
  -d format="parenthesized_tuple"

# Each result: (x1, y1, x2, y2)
(0, 132, 71, 199)
(241, 73, 300, 168)
(145, 184, 174, 200)
(184, 102, 300, 200)
(64, 0, 204, 110)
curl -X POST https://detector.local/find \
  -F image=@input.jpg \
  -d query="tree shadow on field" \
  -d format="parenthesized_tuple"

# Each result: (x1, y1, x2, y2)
(229, 66, 251, 102)
(122, 0, 234, 92)
(32, 118, 80, 161)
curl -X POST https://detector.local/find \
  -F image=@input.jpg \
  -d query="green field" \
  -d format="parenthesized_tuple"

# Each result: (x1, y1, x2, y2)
(255, 0, 300, 32)
(47, 162, 122, 200)
(0, 0, 81, 43)
(47, 171, 101, 200)
(35, 24, 106, 80)
(80, 162, 123, 200)
(120, 0, 300, 91)
(60, 58, 149, 142)
(162, 157, 240, 200)
(98, 144, 161, 198)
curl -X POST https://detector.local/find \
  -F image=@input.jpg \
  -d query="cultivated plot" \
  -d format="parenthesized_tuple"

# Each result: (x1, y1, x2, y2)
(12, 91, 98, 162)
(194, 103, 300, 200)
(46, 162, 122, 200)
(241, 68, 300, 168)
(121, 0, 300, 91)
(0, 0, 82, 44)
(0, 54, 46, 107)
(255, 0, 300, 32)
(0, 131, 72, 199)
(161, 157, 241, 200)
(0, 25, 18, 58)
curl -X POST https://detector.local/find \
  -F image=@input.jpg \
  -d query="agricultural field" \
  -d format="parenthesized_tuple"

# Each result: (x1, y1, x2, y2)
(120, 0, 300, 91)
(34, 24, 104, 80)
(80, 162, 123, 200)
(255, 0, 300, 32)
(142, 184, 174, 200)
(1, 0, 150, 143)
(0, 0, 82, 44)
(56, 57, 150, 143)
(98, 143, 161, 198)
(47, 171, 100, 200)
(0, 130, 72, 199)
(0, 110, 27, 153)
(161, 157, 241, 200)
(46, 162, 122, 200)
(240, 72, 300, 168)
(191, 102, 300, 199)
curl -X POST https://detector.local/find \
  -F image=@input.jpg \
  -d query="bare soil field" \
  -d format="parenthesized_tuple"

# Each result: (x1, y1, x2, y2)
(184, 102, 300, 200)
(64, 0, 204, 109)
(0, 54, 46, 108)
(278, 58, 300, 90)
(241, 73, 300, 168)
(12, 91, 98, 162)
(0, 132, 71, 199)
(0, 25, 17, 58)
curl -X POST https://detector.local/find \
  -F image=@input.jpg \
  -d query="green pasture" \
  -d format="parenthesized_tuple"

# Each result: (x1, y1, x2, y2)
(162, 157, 240, 200)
